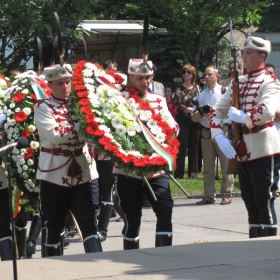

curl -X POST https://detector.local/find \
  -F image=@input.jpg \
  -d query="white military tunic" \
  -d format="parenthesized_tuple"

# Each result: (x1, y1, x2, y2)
(34, 94, 97, 187)
(210, 67, 280, 162)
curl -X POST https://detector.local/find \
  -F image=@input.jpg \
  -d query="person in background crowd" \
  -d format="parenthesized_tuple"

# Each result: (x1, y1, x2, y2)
(211, 36, 280, 238)
(89, 53, 100, 64)
(265, 63, 276, 76)
(220, 61, 242, 87)
(164, 85, 177, 119)
(114, 58, 179, 250)
(192, 66, 234, 205)
(174, 64, 200, 179)
(103, 60, 113, 71)
(34, 64, 102, 256)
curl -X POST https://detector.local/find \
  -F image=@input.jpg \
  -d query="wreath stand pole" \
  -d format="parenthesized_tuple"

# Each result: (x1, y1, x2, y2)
(166, 172, 192, 199)
(141, 174, 157, 202)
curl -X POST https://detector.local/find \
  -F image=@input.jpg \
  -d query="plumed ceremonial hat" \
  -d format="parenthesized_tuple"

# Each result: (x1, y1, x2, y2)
(128, 58, 155, 76)
(242, 36, 271, 54)
(44, 64, 73, 81)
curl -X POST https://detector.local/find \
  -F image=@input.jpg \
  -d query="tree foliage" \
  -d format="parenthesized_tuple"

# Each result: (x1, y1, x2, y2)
(257, 1, 280, 32)
(0, 0, 268, 83)
(93, 0, 265, 85)
(0, 0, 97, 72)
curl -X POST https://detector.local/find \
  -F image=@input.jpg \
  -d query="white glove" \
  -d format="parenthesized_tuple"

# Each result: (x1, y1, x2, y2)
(215, 134, 236, 159)
(226, 107, 246, 123)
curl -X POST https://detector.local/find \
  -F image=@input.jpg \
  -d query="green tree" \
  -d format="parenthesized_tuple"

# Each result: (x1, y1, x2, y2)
(93, 0, 265, 85)
(0, 0, 96, 72)
(257, 1, 280, 32)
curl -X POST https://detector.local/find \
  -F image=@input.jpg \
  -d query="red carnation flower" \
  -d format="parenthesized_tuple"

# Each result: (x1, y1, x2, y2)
(21, 129, 31, 137)
(13, 92, 26, 103)
(14, 111, 28, 123)
(24, 148, 35, 160)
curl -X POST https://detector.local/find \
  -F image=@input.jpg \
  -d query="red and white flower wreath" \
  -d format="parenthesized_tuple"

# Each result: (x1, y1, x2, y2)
(72, 60, 179, 175)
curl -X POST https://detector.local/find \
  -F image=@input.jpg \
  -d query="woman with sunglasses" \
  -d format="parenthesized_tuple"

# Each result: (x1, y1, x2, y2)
(174, 64, 200, 179)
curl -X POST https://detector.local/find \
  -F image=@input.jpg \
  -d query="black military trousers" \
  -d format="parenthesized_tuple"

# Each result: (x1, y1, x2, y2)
(96, 160, 116, 203)
(238, 155, 280, 226)
(116, 174, 173, 238)
(0, 189, 11, 238)
(40, 180, 98, 244)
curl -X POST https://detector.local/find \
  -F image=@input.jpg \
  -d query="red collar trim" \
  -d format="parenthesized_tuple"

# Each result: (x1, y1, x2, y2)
(247, 66, 265, 78)
(50, 94, 68, 103)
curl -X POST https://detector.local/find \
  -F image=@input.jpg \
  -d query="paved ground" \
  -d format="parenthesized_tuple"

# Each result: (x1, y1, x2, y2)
(29, 195, 251, 257)
(1, 196, 280, 279)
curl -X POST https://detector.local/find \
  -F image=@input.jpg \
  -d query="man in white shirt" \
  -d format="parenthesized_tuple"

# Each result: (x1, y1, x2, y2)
(192, 66, 234, 205)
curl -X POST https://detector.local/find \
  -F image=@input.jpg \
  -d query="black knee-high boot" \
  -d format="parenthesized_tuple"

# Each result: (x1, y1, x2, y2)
(83, 235, 102, 253)
(155, 234, 172, 247)
(41, 227, 46, 258)
(0, 236, 13, 261)
(249, 225, 261, 238)
(260, 226, 277, 237)
(44, 243, 61, 257)
(26, 214, 42, 258)
(123, 237, 139, 250)
(15, 225, 27, 259)
(98, 202, 114, 242)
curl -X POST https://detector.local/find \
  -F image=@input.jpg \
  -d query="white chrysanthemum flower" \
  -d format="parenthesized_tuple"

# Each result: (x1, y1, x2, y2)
(19, 158, 25, 165)
(13, 127, 19, 133)
(28, 124, 36, 132)
(12, 155, 17, 161)
(107, 89, 118, 98)
(6, 109, 12, 116)
(17, 167, 22, 173)
(8, 127, 14, 134)
(0, 91, 6, 98)
(12, 148, 19, 154)
(135, 123, 141, 133)
(127, 151, 142, 157)
(15, 108, 20, 112)
(117, 104, 127, 113)
(10, 119, 16, 126)
(111, 116, 123, 128)
(128, 98, 135, 104)
(22, 165, 28, 171)
(85, 83, 95, 92)
(7, 134, 12, 140)
(94, 117, 101, 123)
(134, 107, 141, 115)
(127, 126, 136, 136)
(123, 111, 134, 121)
(98, 125, 111, 133)
(150, 126, 163, 135)
(20, 148, 26, 153)
(115, 125, 126, 135)
(139, 110, 152, 121)
(96, 90, 105, 99)
(12, 80, 18, 85)
(83, 69, 94, 77)
(23, 107, 31, 115)
(84, 77, 94, 84)
(22, 89, 29, 94)
(104, 132, 114, 139)
(155, 132, 166, 143)
(4, 123, 8, 129)
(30, 141, 39, 149)
(147, 119, 158, 128)
(85, 63, 98, 71)
(16, 161, 21, 167)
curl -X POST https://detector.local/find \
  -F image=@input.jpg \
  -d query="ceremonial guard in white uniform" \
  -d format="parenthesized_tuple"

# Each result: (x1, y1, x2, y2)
(114, 58, 179, 249)
(34, 64, 101, 256)
(210, 36, 280, 238)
